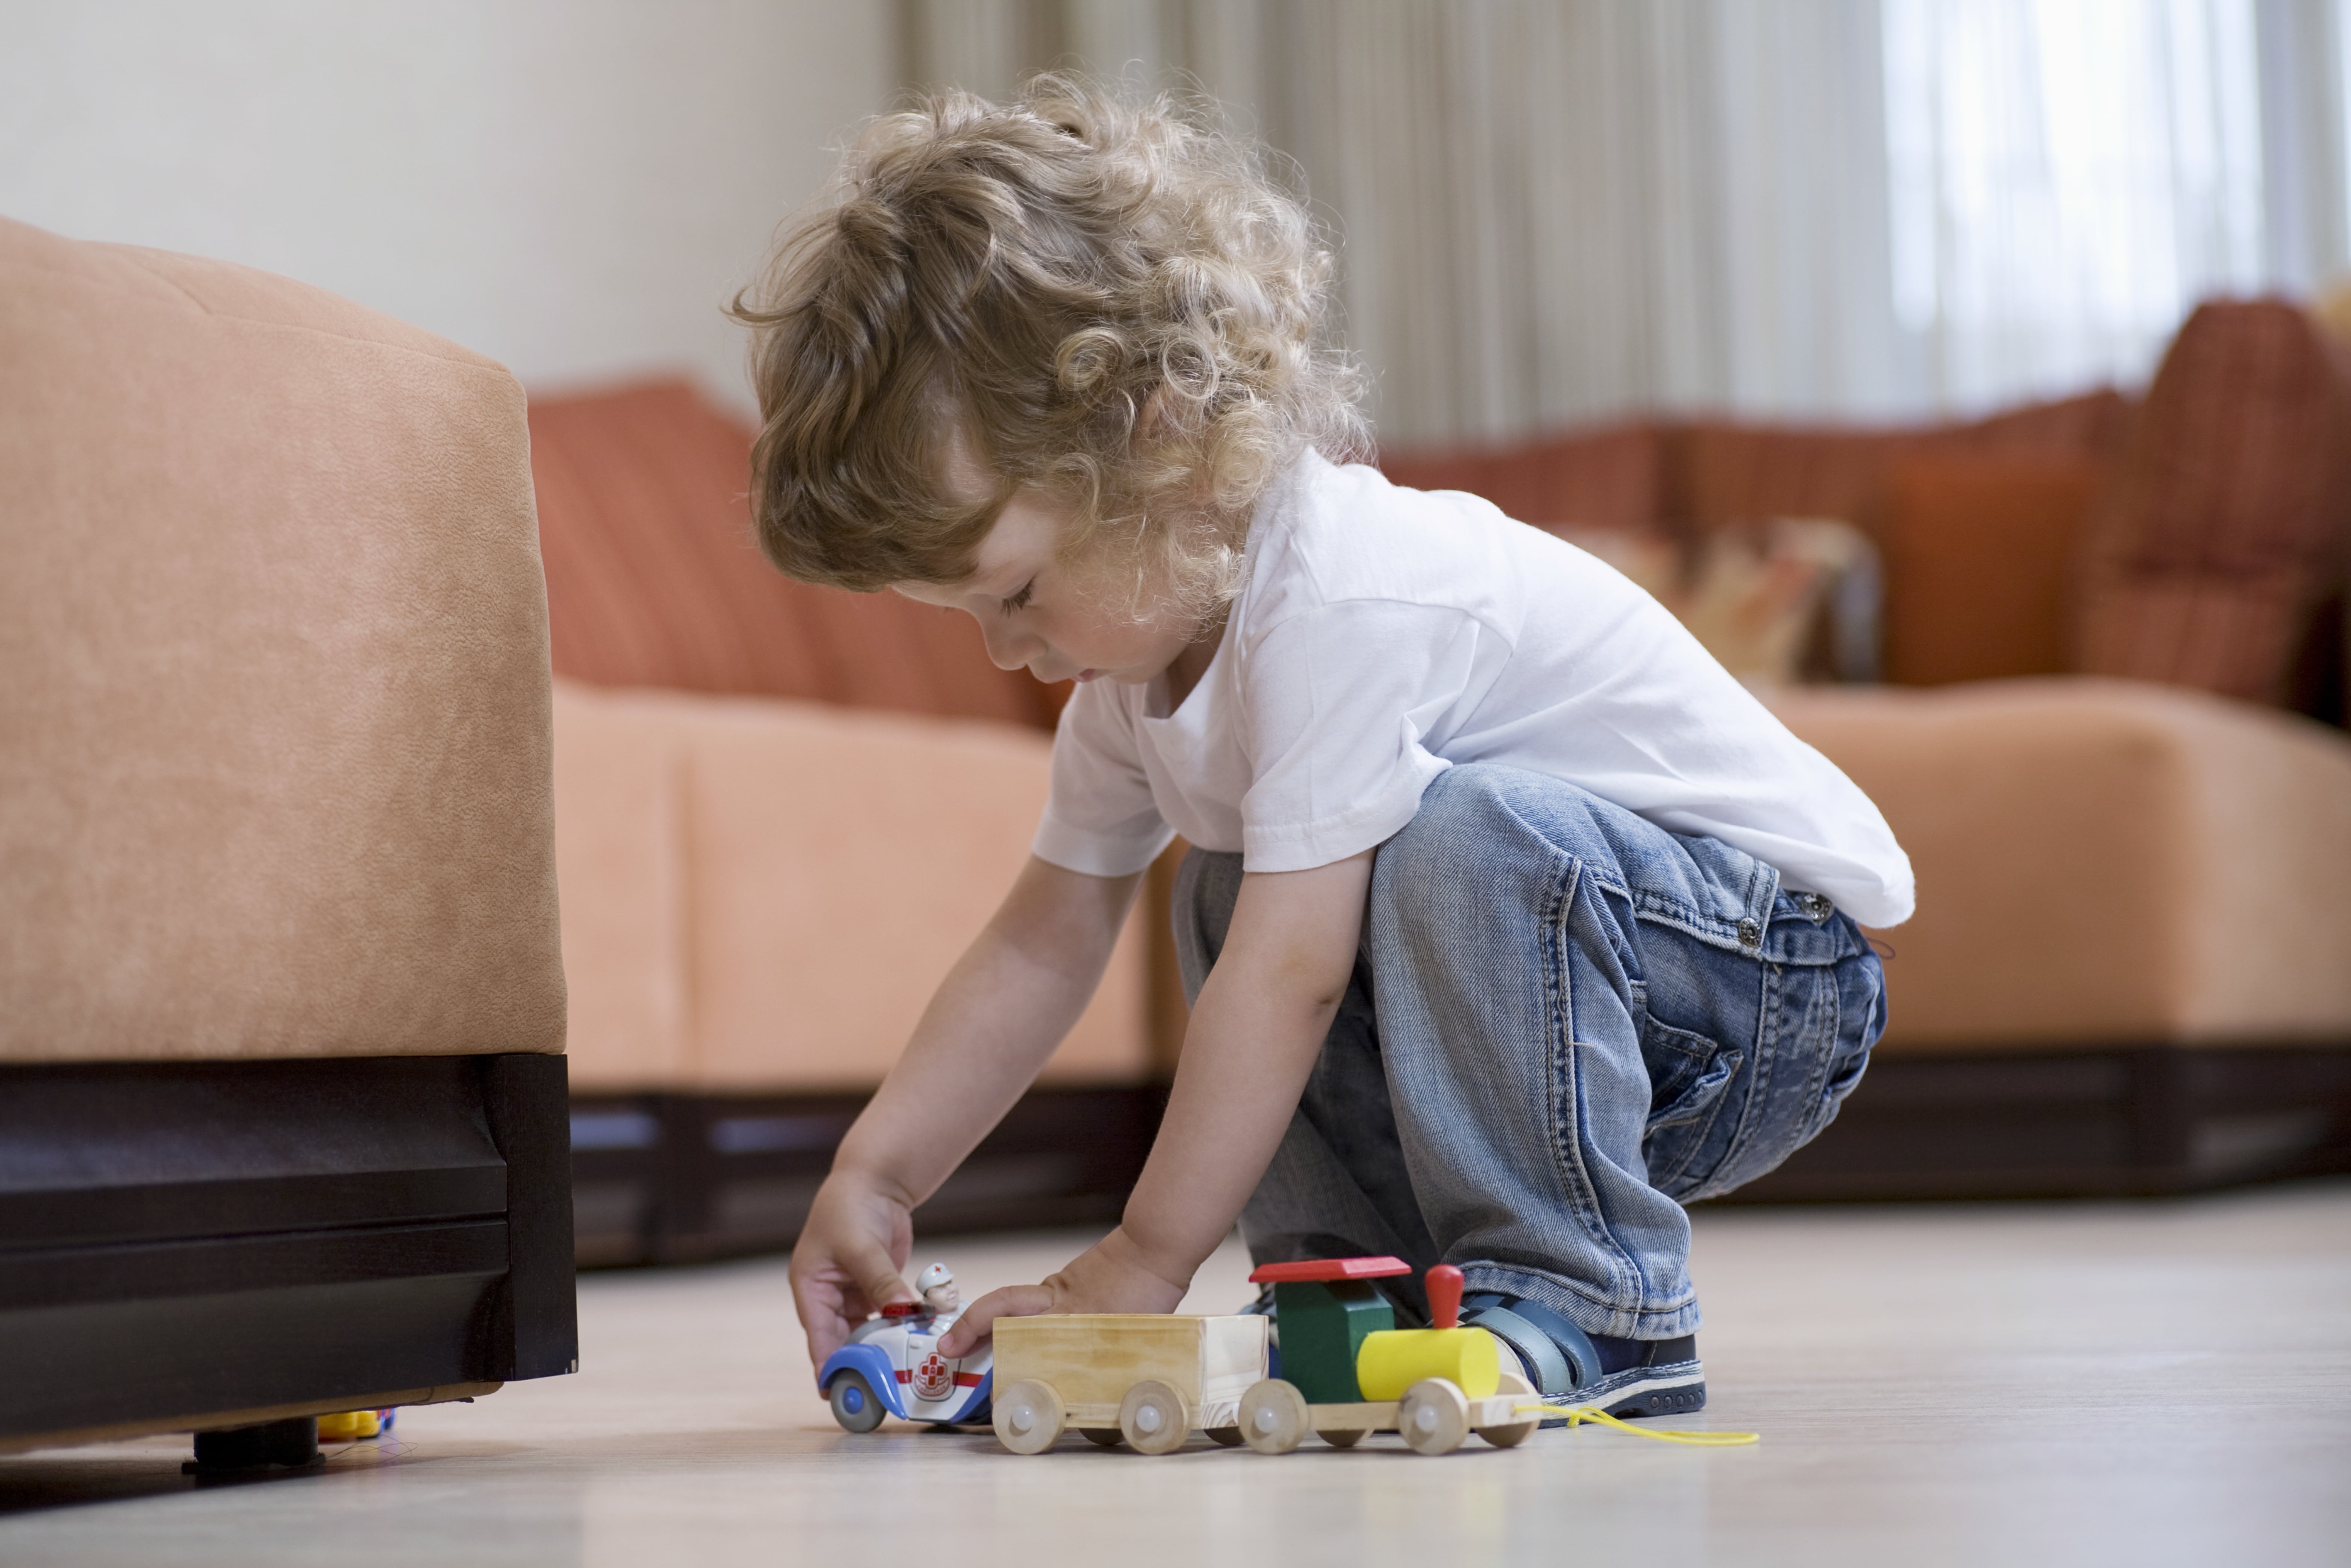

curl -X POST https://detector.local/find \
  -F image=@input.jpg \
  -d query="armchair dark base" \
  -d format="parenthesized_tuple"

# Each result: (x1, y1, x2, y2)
(0, 1054, 576, 1456)
(1723, 1044, 2351, 1202)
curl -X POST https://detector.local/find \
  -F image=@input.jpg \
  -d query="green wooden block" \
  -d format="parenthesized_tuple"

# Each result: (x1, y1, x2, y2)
(1273, 1279, 1394, 1404)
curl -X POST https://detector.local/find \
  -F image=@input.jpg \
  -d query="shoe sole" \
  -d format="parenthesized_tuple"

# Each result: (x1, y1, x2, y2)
(1531, 1358, 1707, 1424)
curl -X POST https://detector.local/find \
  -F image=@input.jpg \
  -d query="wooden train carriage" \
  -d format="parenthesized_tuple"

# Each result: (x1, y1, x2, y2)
(991, 1314, 1267, 1454)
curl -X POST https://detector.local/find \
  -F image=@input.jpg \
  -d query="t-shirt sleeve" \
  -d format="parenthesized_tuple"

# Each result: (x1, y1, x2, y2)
(1238, 600, 1478, 872)
(1030, 680, 1176, 878)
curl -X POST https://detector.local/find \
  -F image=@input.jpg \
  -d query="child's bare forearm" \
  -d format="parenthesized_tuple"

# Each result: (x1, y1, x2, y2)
(1118, 851, 1375, 1285)
(831, 855, 1141, 1206)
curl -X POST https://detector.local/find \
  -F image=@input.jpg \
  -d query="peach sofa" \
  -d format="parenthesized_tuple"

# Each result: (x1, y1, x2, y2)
(0, 218, 575, 1457)
(533, 296, 2351, 1223)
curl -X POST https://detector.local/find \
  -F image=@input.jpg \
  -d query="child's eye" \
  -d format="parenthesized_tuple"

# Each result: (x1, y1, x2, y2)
(1000, 580, 1034, 615)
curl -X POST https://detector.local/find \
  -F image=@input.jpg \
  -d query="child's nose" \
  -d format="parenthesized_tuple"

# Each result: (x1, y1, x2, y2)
(976, 615, 1038, 672)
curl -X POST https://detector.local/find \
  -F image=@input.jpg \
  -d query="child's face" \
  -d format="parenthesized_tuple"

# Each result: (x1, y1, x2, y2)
(891, 433, 1208, 688)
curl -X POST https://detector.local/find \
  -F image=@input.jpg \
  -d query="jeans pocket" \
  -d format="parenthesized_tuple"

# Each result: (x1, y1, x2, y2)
(1643, 1018, 1741, 1132)
(1638, 1011, 1744, 1197)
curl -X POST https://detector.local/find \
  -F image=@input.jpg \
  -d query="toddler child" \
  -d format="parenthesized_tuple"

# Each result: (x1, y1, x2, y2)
(739, 76, 1909, 1418)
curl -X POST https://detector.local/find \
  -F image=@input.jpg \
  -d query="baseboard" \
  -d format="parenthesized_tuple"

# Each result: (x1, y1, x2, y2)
(0, 1054, 577, 1452)
(568, 1084, 1166, 1267)
(1719, 1044, 2351, 1202)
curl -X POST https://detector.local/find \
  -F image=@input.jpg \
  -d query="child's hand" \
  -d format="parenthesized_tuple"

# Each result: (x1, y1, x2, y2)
(937, 1225, 1187, 1357)
(789, 1170, 921, 1366)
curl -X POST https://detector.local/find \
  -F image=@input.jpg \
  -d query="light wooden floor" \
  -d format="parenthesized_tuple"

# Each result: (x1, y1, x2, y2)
(5, 1183, 2348, 1568)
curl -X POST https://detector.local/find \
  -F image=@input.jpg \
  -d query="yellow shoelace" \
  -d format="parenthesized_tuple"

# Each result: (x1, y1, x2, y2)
(1516, 1403, 1760, 1446)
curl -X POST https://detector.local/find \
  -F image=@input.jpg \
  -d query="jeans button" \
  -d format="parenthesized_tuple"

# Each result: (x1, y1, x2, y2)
(1736, 917, 1762, 949)
(1800, 893, 1832, 923)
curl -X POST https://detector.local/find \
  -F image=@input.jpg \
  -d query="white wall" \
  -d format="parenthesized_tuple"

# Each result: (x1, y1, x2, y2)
(0, 0, 897, 411)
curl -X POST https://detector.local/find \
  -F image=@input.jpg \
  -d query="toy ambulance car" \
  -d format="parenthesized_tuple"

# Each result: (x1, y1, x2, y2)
(817, 1263, 994, 1432)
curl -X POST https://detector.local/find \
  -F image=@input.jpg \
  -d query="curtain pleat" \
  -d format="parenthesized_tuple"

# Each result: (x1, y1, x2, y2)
(900, 0, 2350, 442)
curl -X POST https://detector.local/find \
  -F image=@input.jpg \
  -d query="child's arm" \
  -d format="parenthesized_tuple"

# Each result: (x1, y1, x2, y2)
(939, 848, 1375, 1355)
(788, 853, 1141, 1364)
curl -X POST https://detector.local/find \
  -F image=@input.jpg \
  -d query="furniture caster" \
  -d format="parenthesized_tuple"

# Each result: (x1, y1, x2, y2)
(183, 1417, 323, 1475)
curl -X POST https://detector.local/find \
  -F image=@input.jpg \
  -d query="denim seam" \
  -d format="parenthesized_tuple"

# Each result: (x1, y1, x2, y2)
(1544, 857, 1642, 1311)
(1794, 960, 1848, 1145)
(1696, 959, 1781, 1200)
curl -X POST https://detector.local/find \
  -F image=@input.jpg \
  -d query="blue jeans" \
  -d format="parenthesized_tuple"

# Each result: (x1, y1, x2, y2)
(1172, 764, 1887, 1340)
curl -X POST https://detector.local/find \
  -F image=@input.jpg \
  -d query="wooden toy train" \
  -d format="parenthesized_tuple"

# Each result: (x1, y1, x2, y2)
(819, 1255, 1541, 1456)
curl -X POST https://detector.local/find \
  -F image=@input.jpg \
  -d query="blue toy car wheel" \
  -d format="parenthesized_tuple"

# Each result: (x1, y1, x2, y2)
(829, 1370, 886, 1434)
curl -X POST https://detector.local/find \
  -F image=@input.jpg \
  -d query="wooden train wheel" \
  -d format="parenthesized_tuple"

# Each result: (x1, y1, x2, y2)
(1399, 1378, 1471, 1455)
(993, 1378, 1066, 1455)
(1119, 1379, 1190, 1455)
(1476, 1371, 1538, 1448)
(1240, 1379, 1309, 1455)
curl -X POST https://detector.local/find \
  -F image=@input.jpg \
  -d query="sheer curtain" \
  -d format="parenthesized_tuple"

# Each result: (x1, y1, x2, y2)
(898, 0, 2351, 444)
(1887, 0, 2268, 409)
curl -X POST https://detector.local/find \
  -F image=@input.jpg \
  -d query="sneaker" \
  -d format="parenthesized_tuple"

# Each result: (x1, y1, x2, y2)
(1459, 1292, 1707, 1422)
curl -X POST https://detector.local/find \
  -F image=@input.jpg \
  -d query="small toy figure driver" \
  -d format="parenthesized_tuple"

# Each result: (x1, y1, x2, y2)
(916, 1262, 960, 1318)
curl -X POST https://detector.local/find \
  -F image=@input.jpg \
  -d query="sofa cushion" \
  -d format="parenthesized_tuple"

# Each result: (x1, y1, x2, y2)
(1880, 451, 2102, 685)
(1672, 388, 2130, 538)
(552, 683, 690, 1091)
(529, 380, 1065, 730)
(551, 682, 1151, 1092)
(1772, 678, 2351, 1048)
(0, 217, 564, 1063)
(2076, 300, 2351, 706)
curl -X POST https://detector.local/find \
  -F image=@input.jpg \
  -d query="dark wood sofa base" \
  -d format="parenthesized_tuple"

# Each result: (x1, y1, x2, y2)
(570, 1084, 1164, 1267)
(0, 1054, 576, 1455)
(571, 1049, 2351, 1267)
(1723, 1044, 2351, 1202)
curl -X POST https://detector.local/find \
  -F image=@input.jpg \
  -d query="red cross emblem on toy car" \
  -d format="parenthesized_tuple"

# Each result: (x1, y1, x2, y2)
(912, 1349, 952, 1401)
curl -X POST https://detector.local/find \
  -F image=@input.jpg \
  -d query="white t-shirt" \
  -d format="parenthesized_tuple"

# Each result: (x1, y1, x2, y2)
(1031, 452, 1916, 928)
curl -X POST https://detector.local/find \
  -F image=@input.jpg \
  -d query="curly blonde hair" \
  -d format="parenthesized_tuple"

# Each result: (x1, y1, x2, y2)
(732, 73, 1365, 620)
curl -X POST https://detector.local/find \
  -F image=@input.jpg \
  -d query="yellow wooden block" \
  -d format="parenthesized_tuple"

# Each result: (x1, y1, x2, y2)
(1353, 1326, 1500, 1401)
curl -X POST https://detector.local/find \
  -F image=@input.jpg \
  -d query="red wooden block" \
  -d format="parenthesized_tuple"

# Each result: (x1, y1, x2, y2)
(1247, 1256, 1413, 1284)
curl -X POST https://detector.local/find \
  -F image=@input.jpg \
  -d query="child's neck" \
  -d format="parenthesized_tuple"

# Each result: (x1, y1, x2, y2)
(1161, 607, 1230, 709)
